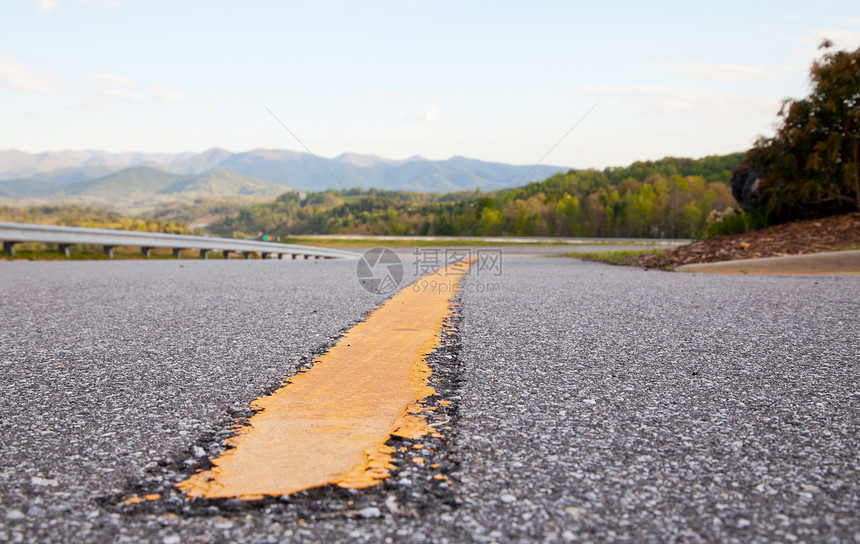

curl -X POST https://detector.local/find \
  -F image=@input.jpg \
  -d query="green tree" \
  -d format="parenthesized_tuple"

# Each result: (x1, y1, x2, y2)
(744, 41, 860, 220)
(555, 193, 581, 236)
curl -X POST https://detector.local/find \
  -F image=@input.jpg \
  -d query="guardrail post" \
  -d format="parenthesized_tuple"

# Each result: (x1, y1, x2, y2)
(0, 222, 355, 262)
(3, 241, 17, 257)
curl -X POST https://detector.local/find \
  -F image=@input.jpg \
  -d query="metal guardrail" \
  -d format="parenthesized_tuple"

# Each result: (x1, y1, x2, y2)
(0, 222, 357, 260)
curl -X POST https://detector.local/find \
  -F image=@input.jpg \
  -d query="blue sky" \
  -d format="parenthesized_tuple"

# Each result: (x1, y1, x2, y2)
(2, 1, 859, 168)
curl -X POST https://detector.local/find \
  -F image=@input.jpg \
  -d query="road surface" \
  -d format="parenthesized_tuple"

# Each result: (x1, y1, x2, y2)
(1, 257, 857, 543)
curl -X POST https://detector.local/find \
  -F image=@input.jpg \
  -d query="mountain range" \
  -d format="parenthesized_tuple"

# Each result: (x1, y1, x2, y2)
(0, 148, 568, 211)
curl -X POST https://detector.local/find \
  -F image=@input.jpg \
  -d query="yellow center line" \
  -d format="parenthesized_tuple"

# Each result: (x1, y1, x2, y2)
(177, 259, 473, 499)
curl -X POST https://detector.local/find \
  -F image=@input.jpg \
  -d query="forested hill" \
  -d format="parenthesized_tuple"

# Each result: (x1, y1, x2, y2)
(208, 153, 743, 239)
(603, 154, 742, 184)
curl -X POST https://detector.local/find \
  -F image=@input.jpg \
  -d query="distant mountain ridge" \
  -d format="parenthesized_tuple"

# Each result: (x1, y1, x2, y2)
(0, 148, 569, 195)
(0, 165, 288, 211)
(66, 166, 185, 196)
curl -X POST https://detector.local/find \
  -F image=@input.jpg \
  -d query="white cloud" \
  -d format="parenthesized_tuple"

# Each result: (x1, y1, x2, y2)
(655, 61, 780, 82)
(783, 27, 860, 49)
(0, 58, 67, 93)
(97, 87, 144, 103)
(152, 86, 193, 105)
(365, 92, 413, 100)
(76, 77, 196, 108)
(76, 86, 144, 109)
(79, 73, 141, 107)
(91, 73, 135, 87)
(38, 0, 122, 12)
(568, 85, 779, 118)
(811, 28, 860, 49)
(37, 0, 59, 13)
(407, 104, 441, 123)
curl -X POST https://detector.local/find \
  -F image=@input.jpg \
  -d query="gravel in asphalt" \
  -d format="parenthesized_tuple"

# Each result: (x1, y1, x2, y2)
(0, 260, 390, 542)
(1, 256, 858, 543)
(455, 258, 860, 543)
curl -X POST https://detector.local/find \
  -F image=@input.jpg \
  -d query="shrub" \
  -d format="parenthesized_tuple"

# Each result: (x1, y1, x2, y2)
(700, 207, 769, 238)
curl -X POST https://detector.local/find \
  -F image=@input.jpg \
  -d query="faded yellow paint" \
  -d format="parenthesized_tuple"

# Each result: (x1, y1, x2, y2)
(177, 259, 472, 499)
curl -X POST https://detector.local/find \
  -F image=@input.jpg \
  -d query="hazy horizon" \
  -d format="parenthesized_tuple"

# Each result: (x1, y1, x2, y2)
(4, 1, 859, 169)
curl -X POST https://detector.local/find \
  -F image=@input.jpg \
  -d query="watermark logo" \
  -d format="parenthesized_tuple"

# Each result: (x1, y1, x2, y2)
(356, 247, 405, 295)
(412, 248, 503, 277)
(411, 248, 503, 294)
(356, 247, 504, 294)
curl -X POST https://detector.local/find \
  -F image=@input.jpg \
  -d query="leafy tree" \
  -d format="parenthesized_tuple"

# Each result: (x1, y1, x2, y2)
(744, 41, 860, 220)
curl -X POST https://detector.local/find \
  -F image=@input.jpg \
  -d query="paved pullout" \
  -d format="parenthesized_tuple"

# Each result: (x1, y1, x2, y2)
(675, 249, 860, 275)
(0, 257, 858, 543)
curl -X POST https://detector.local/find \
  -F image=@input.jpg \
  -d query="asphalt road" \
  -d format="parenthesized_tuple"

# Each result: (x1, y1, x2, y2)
(1, 256, 858, 543)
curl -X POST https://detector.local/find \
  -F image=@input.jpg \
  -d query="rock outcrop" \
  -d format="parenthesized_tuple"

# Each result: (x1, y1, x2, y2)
(730, 166, 766, 210)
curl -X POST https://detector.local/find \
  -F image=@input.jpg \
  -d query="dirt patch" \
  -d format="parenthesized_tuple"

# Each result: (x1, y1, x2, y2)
(637, 212, 860, 270)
